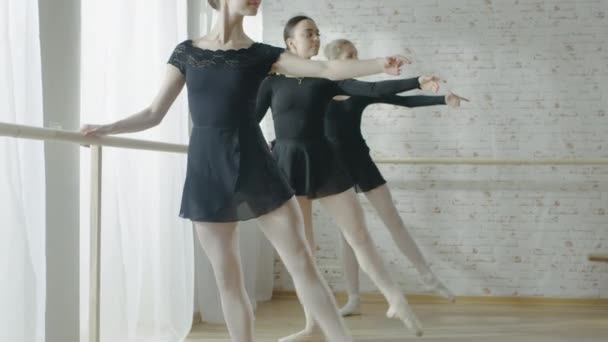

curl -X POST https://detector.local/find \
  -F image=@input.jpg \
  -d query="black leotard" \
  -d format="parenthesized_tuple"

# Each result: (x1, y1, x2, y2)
(168, 40, 293, 222)
(325, 94, 446, 192)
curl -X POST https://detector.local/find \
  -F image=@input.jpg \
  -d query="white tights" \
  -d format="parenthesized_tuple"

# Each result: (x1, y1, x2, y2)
(193, 196, 351, 342)
(339, 184, 454, 317)
(279, 189, 423, 342)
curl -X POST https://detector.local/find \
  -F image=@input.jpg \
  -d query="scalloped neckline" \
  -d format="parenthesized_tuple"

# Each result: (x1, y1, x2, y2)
(187, 39, 260, 53)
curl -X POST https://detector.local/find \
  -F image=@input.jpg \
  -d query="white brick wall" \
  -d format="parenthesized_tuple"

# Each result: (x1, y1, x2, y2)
(262, 0, 608, 298)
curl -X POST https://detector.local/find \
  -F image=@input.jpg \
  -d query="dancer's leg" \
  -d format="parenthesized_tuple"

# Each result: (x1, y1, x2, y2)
(272, 197, 323, 341)
(365, 185, 454, 301)
(256, 197, 352, 342)
(338, 232, 361, 316)
(297, 196, 314, 251)
(193, 221, 254, 342)
(320, 189, 423, 336)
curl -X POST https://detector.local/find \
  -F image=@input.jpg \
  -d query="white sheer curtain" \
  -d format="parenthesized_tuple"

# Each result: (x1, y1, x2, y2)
(192, 2, 276, 324)
(0, 0, 46, 341)
(79, 1, 193, 341)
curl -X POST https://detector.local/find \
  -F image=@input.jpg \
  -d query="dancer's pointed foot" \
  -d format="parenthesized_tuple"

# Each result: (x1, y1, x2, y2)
(279, 323, 323, 342)
(386, 299, 423, 337)
(339, 295, 361, 316)
(422, 273, 455, 302)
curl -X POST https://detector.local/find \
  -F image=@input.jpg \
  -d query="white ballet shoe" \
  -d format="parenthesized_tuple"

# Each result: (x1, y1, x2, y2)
(339, 295, 361, 316)
(386, 299, 424, 337)
(422, 273, 455, 302)
(278, 323, 323, 342)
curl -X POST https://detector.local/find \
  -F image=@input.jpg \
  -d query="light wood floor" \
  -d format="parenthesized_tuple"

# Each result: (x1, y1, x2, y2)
(186, 296, 608, 341)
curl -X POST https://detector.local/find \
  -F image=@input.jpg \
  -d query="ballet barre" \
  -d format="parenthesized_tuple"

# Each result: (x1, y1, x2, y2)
(0, 122, 187, 153)
(374, 157, 608, 166)
(588, 254, 608, 262)
(4, 122, 608, 166)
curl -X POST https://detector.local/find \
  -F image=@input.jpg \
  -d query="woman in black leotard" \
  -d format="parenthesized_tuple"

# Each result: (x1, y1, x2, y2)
(79, 1, 411, 341)
(324, 38, 469, 315)
(255, 16, 435, 339)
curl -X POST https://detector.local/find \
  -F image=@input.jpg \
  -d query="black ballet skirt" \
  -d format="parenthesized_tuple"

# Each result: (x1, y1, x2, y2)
(331, 138, 386, 193)
(325, 94, 446, 193)
(269, 137, 352, 199)
(168, 40, 294, 222)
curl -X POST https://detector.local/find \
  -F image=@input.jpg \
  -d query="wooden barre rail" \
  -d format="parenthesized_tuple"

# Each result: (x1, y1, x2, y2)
(3, 122, 608, 166)
(374, 157, 608, 166)
(0, 122, 187, 154)
(588, 254, 608, 262)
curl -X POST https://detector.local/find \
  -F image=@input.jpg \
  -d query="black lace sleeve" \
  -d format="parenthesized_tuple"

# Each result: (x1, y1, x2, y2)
(260, 44, 285, 74)
(167, 42, 187, 75)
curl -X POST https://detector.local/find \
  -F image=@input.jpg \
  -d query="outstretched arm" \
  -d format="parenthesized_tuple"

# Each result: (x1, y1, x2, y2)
(336, 75, 443, 97)
(272, 51, 411, 81)
(365, 92, 469, 109)
(369, 95, 447, 108)
(81, 65, 185, 136)
(336, 77, 420, 97)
